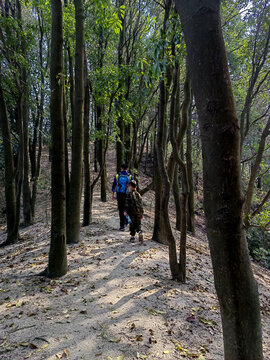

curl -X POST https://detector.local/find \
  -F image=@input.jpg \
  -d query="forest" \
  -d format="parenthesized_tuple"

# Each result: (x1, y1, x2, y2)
(0, 0, 270, 359)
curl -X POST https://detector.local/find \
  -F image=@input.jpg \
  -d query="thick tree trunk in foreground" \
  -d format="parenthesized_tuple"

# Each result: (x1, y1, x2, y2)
(67, 0, 85, 244)
(0, 75, 18, 245)
(174, 1, 263, 358)
(48, 0, 67, 277)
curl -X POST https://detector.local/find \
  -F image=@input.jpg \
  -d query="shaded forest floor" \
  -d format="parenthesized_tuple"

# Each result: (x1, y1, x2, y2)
(0, 151, 270, 360)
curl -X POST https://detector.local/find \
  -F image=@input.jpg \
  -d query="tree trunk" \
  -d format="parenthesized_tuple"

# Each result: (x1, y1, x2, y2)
(152, 145, 165, 243)
(172, 67, 182, 231)
(96, 104, 107, 202)
(173, 169, 181, 230)
(63, 86, 70, 220)
(67, 46, 75, 125)
(14, 96, 24, 239)
(156, 77, 179, 278)
(186, 100, 195, 234)
(48, 0, 67, 277)
(176, 65, 191, 284)
(116, 0, 126, 172)
(174, 1, 263, 358)
(0, 73, 18, 245)
(67, 0, 85, 244)
(83, 54, 92, 226)
(22, 85, 33, 226)
(152, 0, 172, 245)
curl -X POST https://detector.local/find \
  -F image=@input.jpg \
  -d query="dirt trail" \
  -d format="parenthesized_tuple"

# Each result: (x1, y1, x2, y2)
(0, 180, 270, 359)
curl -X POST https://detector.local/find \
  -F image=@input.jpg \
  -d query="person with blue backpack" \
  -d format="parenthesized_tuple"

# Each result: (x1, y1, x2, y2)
(112, 164, 133, 231)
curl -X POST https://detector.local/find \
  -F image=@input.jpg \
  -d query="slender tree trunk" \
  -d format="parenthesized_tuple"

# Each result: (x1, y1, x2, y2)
(94, 107, 98, 172)
(96, 104, 107, 202)
(116, 0, 126, 172)
(173, 169, 181, 230)
(152, 145, 165, 243)
(156, 77, 179, 278)
(14, 95, 24, 238)
(172, 68, 182, 231)
(83, 54, 92, 226)
(67, 47, 75, 125)
(0, 73, 18, 245)
(177, 65, 191, 283)
(152, 0, 172, 244)
(63, 85, 70, 219)
(100, 154, 107, 202)
(48, 0, 67, 277)
(29, 112, 38, 180)
(186, 100, 195, 234)
(67, 0, 85, 244)
(175, 1, 263, 358)
(22, 85, 33, 226)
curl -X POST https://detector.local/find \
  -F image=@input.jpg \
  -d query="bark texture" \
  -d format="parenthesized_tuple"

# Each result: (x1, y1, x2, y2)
(174, 1, 263, 358)
(0, 74, 18, 245)
(67, 0, 85, 244)
(83, 54, 92, 226)
(48, 0, 67, 277)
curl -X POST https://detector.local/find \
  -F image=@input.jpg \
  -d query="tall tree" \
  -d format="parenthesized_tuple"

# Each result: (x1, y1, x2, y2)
(47, 0, 67, 277)
(83, 54, 91, 226)
(0, 71, 18, 246)
(67, 0, 85, 244)
(116, 0, 126, 172)
(174, 0, 263, 358)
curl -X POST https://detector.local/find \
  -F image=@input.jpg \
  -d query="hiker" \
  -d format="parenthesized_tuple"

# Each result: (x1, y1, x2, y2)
(112, 164, 133, 231)
(124, 180, 144, 243)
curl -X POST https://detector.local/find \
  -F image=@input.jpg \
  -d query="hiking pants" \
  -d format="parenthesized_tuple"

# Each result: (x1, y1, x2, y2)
(130, 215, 142, 236)
(117, 193, 127, 228)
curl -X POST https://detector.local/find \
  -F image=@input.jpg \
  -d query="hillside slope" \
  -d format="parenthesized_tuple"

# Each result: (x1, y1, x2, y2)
(0, 153, 270, 360)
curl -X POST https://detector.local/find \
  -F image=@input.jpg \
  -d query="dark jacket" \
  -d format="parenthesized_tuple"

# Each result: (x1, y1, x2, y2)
(125, 190, 144, 216)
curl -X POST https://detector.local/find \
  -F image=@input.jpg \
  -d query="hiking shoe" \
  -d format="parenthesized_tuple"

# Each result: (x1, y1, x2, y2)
(138, 231, 144, 243)
(130, 236, 136, 242)
(119, 227, 125, 231)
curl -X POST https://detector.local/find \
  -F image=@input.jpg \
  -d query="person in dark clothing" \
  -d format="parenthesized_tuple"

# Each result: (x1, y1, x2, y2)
(112, 164, 133, 231)
(124, 180, 144, 242)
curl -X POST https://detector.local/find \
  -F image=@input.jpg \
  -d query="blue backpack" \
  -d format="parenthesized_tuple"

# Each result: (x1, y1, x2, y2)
(116, 173, 132, 194)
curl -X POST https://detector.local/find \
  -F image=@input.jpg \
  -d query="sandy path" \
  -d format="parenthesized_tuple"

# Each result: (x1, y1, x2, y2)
(0, 191, 270, 360)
